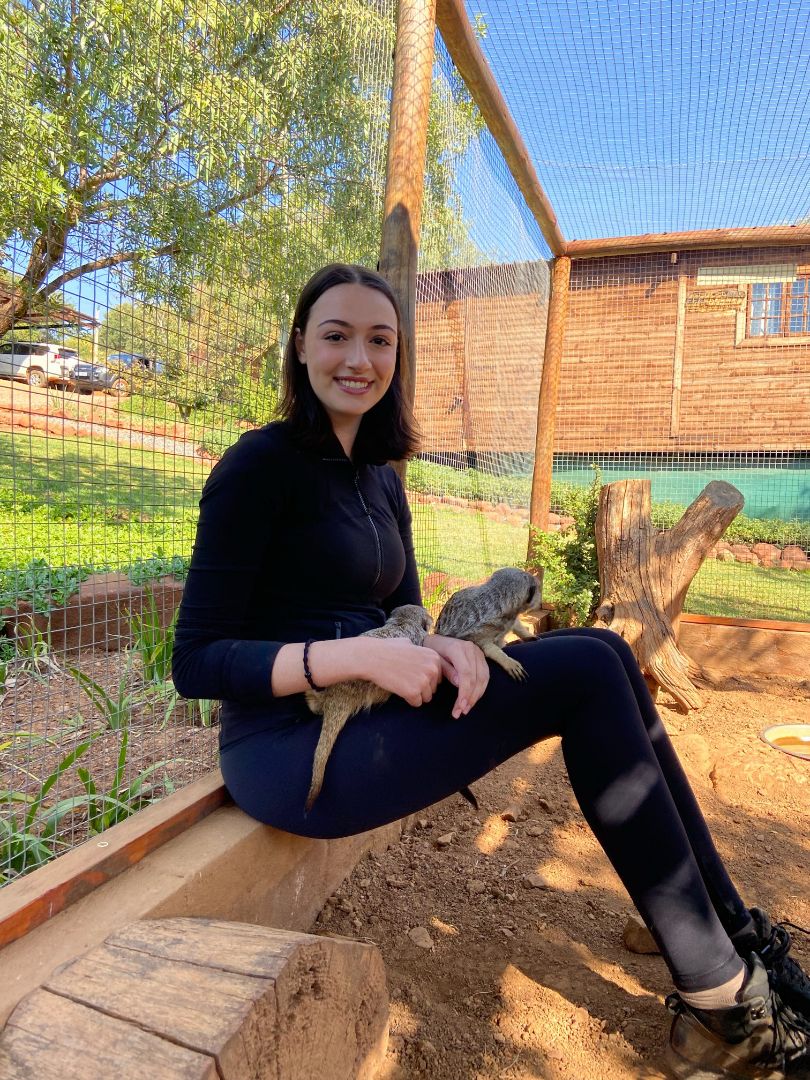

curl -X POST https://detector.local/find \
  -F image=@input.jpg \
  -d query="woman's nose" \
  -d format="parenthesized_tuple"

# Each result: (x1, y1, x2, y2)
(346, 341, 371, 369)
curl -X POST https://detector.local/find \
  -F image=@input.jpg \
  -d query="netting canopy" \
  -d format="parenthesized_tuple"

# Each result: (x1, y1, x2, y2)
(467, 0, 810, 238)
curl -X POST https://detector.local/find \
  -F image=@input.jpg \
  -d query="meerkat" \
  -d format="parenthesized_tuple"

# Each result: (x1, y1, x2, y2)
(434, 566, 544, 681)
(304, 604, 433, 811)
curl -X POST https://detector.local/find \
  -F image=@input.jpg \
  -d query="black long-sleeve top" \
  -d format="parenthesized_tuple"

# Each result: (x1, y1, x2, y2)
(172, 420, 421, 748)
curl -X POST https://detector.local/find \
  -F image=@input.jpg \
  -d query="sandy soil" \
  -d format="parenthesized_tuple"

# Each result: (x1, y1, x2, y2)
(312, 673, 810, 1080)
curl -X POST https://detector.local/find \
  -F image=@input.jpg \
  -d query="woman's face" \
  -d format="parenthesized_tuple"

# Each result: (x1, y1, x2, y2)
(295, 283, 398, 436)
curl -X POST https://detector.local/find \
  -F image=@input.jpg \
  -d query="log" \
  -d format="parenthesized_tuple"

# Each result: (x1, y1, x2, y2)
(593, 479, 744, 710)
(0, 917, 389, 1079)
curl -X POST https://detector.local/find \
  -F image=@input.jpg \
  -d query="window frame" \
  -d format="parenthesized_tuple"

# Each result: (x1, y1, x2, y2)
(747, 277, 810, 339)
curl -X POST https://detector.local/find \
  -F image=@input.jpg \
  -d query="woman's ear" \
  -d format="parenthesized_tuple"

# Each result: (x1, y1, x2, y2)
(294, 329, 305, 363)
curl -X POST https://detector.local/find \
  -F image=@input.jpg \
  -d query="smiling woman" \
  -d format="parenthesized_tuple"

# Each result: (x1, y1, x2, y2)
(171, 262, 810, 1079)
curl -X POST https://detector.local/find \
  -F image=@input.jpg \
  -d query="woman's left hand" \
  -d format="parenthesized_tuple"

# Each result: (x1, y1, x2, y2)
(423, 635, 489, 719)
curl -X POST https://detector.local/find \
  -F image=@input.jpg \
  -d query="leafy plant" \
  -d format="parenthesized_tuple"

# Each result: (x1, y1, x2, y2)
(69, 665, 141, 731)
(128, 589, 178, 684)
(0, 558, 92, 614)
(52, 728, 174, 836)
(0, 732, 102, 883)
(527, 465, 602, 628)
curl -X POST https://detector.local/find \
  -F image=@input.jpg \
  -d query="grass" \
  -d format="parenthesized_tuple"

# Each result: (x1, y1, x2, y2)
(0, 430, 806, 623)
(0, 431, 205, 571)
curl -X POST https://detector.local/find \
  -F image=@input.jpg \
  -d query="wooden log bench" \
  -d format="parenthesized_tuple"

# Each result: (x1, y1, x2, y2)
(0, 916, 389, 1079)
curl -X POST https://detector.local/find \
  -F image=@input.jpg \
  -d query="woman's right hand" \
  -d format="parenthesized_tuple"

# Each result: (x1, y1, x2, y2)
(356, 637, 443, 706)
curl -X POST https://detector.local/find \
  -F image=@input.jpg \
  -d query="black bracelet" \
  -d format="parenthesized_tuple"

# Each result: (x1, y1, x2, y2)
(303, 639, 325, 692)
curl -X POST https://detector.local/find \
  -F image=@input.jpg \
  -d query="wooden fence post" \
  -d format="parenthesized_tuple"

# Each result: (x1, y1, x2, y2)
(528, 254, 571, 543)
(379, 0, 437, 460)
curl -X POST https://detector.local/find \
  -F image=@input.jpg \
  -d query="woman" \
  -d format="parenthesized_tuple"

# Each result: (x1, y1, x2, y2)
(173, 262, 809, 1079)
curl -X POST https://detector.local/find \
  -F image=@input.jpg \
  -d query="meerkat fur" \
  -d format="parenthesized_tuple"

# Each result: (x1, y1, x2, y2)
(304, 604, 432, 811)
(434, 567, 544, 681)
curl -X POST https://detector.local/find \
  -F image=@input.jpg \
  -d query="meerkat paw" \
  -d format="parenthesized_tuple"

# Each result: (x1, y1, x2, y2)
(481, 642, 528, 681)
(500, 654, 528, 681)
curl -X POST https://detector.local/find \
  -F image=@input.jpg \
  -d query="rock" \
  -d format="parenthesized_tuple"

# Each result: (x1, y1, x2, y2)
(537, 798, 552, 813)
(780, 545, 808, 569)
(501, 806, 520, 822)
(466, 880, 487, 895)
(752, 542, 780, 568)
(526, 825, 546, 838)
(522, 872, 550, 890)
(493, 1032, 506, 1044)
(717, 550, 736, 562)
(408, 926, 434, 950)
(435, 832, 455, 848)
(499, 927, 515, 939)
(622, 915, 660, 954)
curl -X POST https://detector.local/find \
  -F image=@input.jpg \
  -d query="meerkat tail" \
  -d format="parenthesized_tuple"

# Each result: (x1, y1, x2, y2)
(305, 707, 350, 811)
(480, 641, 527, 681)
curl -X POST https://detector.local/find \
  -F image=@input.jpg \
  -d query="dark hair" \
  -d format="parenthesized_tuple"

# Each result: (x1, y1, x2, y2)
(279, 263, 420, 464)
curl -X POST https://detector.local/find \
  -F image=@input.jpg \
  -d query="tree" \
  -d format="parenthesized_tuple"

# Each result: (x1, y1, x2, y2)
(0, 0, 484, 337)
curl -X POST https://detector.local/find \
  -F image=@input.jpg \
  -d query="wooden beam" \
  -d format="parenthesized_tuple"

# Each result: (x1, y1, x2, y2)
(529, 255, 571, 537)
(566, 225, 810, 260)
(670, 272, 687, 436)
(0, 772, 229, 951)
(379, 0, 437, 433)
(435, 0, 565, 257)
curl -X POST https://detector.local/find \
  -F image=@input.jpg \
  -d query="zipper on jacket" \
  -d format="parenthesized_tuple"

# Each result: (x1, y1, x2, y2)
(353, 471, 383, 589)
(334, 621, 342, 639)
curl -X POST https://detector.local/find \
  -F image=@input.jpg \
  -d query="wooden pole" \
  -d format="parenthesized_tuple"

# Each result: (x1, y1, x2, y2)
(528, 255, 571, 541)
(435, 0, 565, 257)
(566, 224, 810, 260)
(670, 273, 687, 436)
(379, 0, 437, 437)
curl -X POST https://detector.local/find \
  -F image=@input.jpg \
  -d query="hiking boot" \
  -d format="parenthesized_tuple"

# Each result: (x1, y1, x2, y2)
(665, 954, 810, 1079)
(749, 908, 810, 1033)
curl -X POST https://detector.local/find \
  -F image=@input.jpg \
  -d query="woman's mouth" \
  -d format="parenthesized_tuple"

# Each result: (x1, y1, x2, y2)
(335, 377, 372, 395)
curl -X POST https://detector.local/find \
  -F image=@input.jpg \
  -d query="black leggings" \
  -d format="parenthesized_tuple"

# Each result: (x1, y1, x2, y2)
(220, 627, 753, 992)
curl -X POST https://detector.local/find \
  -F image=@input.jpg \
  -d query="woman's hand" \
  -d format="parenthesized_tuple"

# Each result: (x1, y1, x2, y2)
(358, 638, 444, 707)
(423, 635, 489, 719)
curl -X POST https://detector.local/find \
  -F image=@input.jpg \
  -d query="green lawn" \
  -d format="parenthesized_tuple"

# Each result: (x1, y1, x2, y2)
(1, 431, 807, 623)
(0, 431, 206, 573)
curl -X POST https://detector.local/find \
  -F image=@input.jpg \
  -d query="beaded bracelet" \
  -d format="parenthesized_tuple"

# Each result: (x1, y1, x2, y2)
(303, 639, 325, 692)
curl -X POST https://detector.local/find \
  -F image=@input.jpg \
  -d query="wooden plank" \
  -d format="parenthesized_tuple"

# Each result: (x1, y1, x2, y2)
(0, 989, 217, 1079)
(379, 0, 437, 442)
(567, 225, 810, 259)
(0, 771, 229, 951)
(435, 0, 565, 255)
(680, 613, 810, 633)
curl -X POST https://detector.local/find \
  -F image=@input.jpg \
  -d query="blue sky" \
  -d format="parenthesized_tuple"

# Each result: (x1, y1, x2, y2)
(465, 0, 810, 240)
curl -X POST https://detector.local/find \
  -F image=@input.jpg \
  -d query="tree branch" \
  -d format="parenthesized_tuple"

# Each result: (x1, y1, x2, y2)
(40, 242, 179, 297)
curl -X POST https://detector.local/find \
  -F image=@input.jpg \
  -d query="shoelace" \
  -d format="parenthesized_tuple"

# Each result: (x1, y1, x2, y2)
(761, 922, 810, 1035)
(665, 984, 808, 1066)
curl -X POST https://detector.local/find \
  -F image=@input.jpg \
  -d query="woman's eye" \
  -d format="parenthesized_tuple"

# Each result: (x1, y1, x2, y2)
(371, 336, 393, 347)
(324, 332, 345, 342)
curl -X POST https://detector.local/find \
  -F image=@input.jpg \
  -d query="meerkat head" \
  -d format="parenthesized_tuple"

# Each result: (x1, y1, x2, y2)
(491, 567, 544, 614)
(390, 604, 433, 636)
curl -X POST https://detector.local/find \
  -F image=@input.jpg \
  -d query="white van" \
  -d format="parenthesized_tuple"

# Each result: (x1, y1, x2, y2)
(0, 342, 78, 387)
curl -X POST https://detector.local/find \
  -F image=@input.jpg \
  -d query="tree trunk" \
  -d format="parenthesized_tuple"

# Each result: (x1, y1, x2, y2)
(593, 478, 744, 711)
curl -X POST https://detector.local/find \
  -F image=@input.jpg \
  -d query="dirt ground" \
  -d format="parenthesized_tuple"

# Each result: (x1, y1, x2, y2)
(312, 673, 810, 1080)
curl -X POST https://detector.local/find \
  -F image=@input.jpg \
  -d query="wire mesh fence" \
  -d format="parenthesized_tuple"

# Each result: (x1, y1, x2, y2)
(0, 0, 807, 885)
(0, 0, 401, 882)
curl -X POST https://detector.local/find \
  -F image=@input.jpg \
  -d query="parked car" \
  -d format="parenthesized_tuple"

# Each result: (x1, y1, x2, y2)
(0, 341, 79, 388)
(71, 352, 165, 395)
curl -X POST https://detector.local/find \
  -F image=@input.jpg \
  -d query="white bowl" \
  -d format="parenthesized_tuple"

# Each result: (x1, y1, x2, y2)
(760, 723, 810, 761)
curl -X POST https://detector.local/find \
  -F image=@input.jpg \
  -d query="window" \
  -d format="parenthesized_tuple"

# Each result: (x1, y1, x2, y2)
(749, 279, 810, 337)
